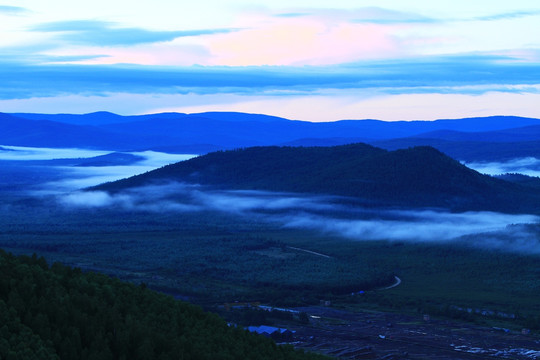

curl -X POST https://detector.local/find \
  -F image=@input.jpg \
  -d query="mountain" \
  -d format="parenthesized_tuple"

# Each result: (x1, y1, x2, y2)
(9, 111, 291, 126)
(105, 113, 488, 147)
(369, 124, 540, 162)
(191, 111, 292, 123)
(406, 125, 540, 143)
(5, 112, 540, 161)
(372, 138, 540, 162)
(9, 111, 175, 125)
(0, 113, 207, 151)
(94, 144, 540, 213)
(0, 113, 129, 149)
(12, 112, 540, 135)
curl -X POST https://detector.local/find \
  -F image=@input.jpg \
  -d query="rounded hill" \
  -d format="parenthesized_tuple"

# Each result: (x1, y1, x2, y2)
(94, 144, 540, 213)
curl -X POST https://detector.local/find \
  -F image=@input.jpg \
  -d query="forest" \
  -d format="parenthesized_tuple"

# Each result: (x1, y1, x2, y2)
(0, 249, 327, 360)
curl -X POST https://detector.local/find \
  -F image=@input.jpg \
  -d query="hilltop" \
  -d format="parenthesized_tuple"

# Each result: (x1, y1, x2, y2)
(94, 144, 540, 213)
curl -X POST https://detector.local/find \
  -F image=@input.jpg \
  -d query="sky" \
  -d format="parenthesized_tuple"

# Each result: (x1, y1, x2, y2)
(1, 0, 539, 121)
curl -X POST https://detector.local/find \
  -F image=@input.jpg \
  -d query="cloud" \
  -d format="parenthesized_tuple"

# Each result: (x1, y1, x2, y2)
(0, 145, 108, 160)
(40, 54, 112, 63)
(350, 7, 436, 24)
(0, 54, 539, 101)
(9, 145, 536, 253)
(0, 5, 28, 15)
(474, 10, 540, 22)
(274, 12, 310, 18)
(272, 7, 435, 24)
(282, 211, 538, 242)
(0, 146, 196, 193)
(43, 152, 196, 192)
(56, 182, 540, 254)
(61, 191, 120, 207)
(205, 14, 403, 66)
(32, 20, 236, 46)
(466, 157, 540, 177)
(191, 190, 337, 214)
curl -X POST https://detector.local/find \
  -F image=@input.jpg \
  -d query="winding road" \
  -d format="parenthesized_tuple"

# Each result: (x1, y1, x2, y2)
(380, 276, 402, 290)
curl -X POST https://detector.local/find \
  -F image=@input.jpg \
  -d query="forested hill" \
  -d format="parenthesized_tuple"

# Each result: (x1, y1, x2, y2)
(95, 144, 540, 213)
(0, 250, 325, 360)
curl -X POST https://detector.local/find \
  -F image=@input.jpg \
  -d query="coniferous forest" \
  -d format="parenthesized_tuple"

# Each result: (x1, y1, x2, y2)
(0, 250, 326, 360)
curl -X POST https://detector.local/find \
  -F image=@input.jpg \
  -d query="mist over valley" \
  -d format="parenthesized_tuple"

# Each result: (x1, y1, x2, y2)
(2, 112, 540, 359)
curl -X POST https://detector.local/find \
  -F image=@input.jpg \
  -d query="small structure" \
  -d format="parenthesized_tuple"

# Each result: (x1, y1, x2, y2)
(246, 325, 295, 341)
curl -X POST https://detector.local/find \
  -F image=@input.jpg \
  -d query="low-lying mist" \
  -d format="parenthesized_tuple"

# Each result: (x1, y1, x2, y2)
(6, 145, 539, 254)
(465, 157, 540, 177)
(49, 151, 196, 191)
(58, 182, 540, 254)
(0, 145, 109, 160)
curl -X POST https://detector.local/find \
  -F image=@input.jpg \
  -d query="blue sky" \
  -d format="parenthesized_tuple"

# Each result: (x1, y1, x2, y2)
(1, 0, 539, 121)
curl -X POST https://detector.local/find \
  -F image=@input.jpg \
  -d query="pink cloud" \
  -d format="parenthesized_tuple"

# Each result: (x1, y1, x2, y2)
(205, 15, 404, 66)
(46, 16, 405, 67)
(40, 9, 436, 67)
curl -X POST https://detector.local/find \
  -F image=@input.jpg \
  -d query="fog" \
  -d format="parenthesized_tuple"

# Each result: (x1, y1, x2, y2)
(465, 157, 540, 177)
(50, 151, 196, 191)
(0, 145, 109, 160)
(0, 146, 200, 193)
(59, 182, 540, 254)
(281, 212, 540, 247)
(5, 145, 540, 254)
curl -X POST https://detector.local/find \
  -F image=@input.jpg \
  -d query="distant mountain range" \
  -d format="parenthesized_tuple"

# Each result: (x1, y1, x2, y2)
(94, 144, 540, 213)
(2, 112, 540, 162)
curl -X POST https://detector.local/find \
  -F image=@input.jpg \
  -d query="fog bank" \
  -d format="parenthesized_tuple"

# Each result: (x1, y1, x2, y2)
(0, 145, 109, 160)
(466, 157, 540, 177)
(58, 183, 540, 254)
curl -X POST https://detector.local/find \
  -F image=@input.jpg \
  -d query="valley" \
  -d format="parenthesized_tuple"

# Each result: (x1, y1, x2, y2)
(2, 112, 540, 358)
(2, 189, 540, 359)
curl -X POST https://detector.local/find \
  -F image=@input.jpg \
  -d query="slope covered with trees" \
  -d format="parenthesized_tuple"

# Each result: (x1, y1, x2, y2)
(95, 144, 540, 213)
(0, 250, 325, 360)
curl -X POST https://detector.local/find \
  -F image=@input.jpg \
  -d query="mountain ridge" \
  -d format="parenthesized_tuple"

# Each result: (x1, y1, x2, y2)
(4, 112, 540, 162)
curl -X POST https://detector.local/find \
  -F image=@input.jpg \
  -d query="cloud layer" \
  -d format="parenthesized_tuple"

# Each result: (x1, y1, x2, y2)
(466, 157, 540, 177)
(0, 5, 28, 14)
(6, 145, 539, 254)
(1, 2, 540, 119)
(58, 183, 540, 254)
(1, 55, 538, 99)
(32, 20, 235, 46)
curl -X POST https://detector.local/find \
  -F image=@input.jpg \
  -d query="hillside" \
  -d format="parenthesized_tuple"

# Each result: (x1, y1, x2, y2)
(94, 144, 540, 213)
(0, 249, 325, 360)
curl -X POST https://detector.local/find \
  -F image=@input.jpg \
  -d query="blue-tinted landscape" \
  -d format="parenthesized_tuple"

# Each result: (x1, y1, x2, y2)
(2, 0, 540, 359)
(2, 111, 540, 359)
